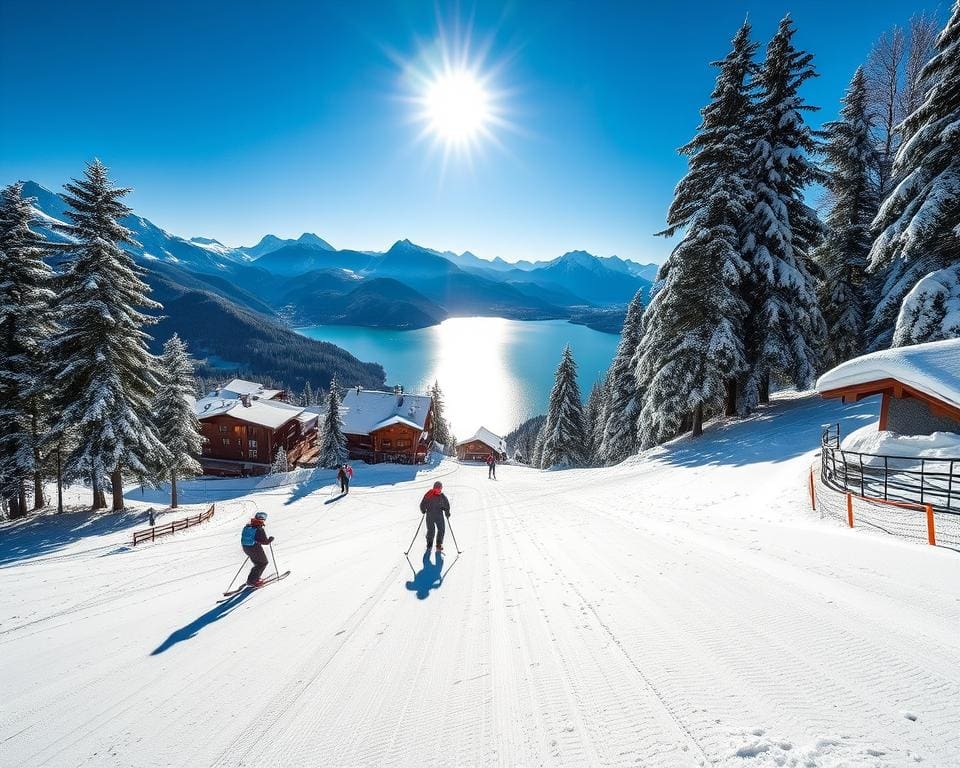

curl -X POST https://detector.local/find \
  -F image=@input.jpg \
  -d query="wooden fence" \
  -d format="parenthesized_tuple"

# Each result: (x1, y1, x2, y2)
(132, 504, 215, 546)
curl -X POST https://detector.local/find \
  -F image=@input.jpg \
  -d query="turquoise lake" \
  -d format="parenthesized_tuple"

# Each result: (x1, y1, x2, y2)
(297, 317, 620, 438)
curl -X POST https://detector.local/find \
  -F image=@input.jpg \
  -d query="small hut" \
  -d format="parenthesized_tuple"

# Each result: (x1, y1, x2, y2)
(457, 427, 507, 462)
(816, 338, 960, 436)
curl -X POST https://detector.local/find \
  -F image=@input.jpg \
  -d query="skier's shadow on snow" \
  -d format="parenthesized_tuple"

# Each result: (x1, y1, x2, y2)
(405, 551, 459, 600)
(324, 493, 347, 505)
(150, 588, 256, 655)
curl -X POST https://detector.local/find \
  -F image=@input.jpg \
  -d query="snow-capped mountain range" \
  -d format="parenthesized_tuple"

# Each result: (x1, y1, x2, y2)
(22, 179, 654, 330)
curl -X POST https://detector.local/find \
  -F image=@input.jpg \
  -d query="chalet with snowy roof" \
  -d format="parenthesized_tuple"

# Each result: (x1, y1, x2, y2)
(341, 386, 434, 464)
(194, 380, 316, 476)
(816, 339, 960, 436)
(215, 378, 285, 402)
(457, 427, 507, 462)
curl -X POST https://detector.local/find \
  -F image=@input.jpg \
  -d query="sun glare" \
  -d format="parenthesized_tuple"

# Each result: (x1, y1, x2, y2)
(399, 20, 512, 167)
(424, 69, 492, 144)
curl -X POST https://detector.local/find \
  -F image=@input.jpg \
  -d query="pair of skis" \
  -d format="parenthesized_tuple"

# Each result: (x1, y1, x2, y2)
(222, 570, 291, 597)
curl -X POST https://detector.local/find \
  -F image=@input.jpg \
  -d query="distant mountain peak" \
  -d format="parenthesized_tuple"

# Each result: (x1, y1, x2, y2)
(297, 232, 335, 250)
(190, 236, 224, 246)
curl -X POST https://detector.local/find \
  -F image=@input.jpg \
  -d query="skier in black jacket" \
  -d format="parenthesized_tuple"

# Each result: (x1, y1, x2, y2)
(419, 481, 451, 552)
(240, 511, 274, 587)
(337, 465, 350, 494)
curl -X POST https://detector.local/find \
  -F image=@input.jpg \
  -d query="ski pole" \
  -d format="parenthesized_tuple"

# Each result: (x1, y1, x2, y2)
(404, 515, 425, 555)
(269, 541, 281, 579)
(446, 518, 462, 554)
(225, 557, 249, 593)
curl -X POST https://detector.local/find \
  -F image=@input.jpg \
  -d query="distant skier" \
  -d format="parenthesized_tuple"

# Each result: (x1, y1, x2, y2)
(337, 464, 350, 494)
(486, 453, 497, 479)
(241, 511, 275, 587)
(420, 481, 451, 552)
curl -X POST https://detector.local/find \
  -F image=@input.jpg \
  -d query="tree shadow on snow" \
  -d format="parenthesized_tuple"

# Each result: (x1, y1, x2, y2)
(657, 394, 878, 469)
(0, 507, 154, 566)
(405, 550, 459, 600)
(150, 589, 256, 655)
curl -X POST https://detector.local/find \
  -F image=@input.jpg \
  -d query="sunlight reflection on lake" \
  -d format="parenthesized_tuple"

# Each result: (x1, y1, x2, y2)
(297, 317, 619, 438)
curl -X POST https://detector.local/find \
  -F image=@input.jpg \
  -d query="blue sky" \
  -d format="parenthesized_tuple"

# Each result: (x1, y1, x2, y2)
(0, 0, 935, 263)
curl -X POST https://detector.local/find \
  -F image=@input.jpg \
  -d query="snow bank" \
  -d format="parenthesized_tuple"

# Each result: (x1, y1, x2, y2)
(841, 422, 960, 461)
(816, 337, 960, 409)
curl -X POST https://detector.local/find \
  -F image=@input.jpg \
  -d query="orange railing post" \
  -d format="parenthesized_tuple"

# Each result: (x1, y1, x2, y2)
(846, 493, 854, 528)
(809, 468, 816, 511)
(925, 505, 936, 546)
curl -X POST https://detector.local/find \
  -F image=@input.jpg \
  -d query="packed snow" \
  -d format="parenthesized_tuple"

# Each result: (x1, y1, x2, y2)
(1, 393, 958, 767)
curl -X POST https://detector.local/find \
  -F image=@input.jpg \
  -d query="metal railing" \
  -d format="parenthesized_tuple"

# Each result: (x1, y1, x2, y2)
(132, 504, 216, 545)
(820, 425, 959, 514)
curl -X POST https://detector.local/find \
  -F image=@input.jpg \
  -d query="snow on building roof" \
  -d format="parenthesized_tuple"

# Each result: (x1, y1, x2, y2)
(458, 427, 506, 453)
(218, 378, 283, 400)
(194, 396, 304, 429)
(370, 415, 423, 432)
(816, 338, 960, 410)
(340, 388, 432, 436)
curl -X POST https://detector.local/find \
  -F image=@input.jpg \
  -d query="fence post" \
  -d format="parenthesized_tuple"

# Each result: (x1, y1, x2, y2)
(858, 454, 865, 496)
(949, 461, 954, 511)
(809, 468, 816, 511)
(883, 456, 888, 500)
(925, 505, 936, 546)
(846, 493, 854, 528)
(920, 460, 925, 504)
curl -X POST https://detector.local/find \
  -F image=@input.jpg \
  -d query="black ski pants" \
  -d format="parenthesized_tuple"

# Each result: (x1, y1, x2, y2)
(425, 512, 446, 548)
(243, 543, 269, 584)
(340, 477, 349, 493)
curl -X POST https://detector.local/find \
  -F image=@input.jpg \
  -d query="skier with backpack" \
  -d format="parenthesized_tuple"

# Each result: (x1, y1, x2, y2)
(419, 481, 451, 552)
(241, 511, 275, 587)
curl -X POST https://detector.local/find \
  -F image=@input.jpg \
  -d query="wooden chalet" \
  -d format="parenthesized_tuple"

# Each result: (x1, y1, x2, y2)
(194, 380, 317, 476)
(341, 386, 434, 464)
(816, 339, 960, 436)
(457, 427, 507, 462)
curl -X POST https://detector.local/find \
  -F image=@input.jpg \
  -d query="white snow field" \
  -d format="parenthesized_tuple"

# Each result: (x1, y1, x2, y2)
(2, 393, 958, 768)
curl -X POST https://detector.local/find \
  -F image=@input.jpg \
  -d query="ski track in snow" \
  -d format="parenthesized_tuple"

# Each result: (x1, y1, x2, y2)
(1, 394, 958, 767)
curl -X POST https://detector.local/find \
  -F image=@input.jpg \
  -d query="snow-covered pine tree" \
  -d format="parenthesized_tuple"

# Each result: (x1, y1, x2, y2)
(271, 447, 289, 474)
(583, 378, 605, 465)
(741, 15, 825, 407)
(47, 161, 166, 511)
(633, 22, 755, 448)
(302, 381, 315, 407)
(539, 347, 587, 469)
(152, 334, 202, 508)
(867, 3, 960, 348)
(815, 68, 880, 369)
(0, 183, 59, 516)
(429, 380, 452, 453)
(317, 376, 348, 467)
(599, 290, 646, 463)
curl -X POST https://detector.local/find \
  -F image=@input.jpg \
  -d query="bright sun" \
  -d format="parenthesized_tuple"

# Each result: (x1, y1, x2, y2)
(424, 69, 492, 144)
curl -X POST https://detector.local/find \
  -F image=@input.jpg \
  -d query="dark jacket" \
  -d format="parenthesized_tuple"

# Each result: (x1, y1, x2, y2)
(420, 489, 450, 518)
(337, 468, 349, 483)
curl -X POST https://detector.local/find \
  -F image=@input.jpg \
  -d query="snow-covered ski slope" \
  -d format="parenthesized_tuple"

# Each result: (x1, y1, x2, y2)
(2, 393, 958, 768)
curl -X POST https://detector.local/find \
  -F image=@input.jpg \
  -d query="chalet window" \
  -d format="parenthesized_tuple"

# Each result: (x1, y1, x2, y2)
(381, 439, 392, 448)
(248, 439, 258, 449)
(396, 439, 411, 449)
(219, 425, 229, 433)
(222, 438, 231, 446)
(249, 450, 258, 458)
